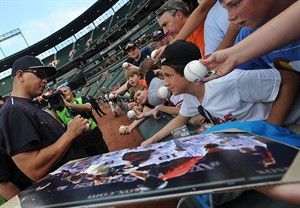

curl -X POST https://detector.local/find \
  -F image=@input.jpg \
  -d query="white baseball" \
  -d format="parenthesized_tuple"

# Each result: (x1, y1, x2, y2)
(157, 86, 171, 99)
(109, 93, 115, 99)
(85, 123, 90, 131)
(119, 125, 127, 134)
(122, 62, 130, 68)
(127, 110, 136, 119)
(151, 50, 158, 59)
(184, 60, 207, 83)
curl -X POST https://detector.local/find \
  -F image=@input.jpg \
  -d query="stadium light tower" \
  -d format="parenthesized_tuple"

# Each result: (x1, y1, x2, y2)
(0, 28, 29, 58)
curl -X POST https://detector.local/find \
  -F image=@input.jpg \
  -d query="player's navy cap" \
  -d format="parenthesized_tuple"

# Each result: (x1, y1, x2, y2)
(11, 55, 56, 78)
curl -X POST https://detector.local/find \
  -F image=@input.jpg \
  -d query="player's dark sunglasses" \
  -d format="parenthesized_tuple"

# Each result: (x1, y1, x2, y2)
(23, 69, 47, 79)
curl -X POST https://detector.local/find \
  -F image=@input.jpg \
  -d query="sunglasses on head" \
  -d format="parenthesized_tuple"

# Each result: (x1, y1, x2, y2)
(23, 69, 47, 79)
(156, 7, 179, 17)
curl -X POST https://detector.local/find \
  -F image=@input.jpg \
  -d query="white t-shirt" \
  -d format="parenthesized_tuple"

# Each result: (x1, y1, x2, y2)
(181, 69, 283, 124)
(204, 1, 229, 55)
(179, 93, 201, 117)
(170, 94, 184, 106)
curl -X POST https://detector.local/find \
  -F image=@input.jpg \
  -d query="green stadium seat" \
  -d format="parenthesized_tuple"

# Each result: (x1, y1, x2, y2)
(106, 69, 124, 89)
(128, 0, 150, 18)
(101, 71, 120, 89)
(93, 16, 113, 42)
(86, 82, 104, 98)
(108, 69, 125, 88)
(109, 1, 132, 31)
(56, 43, 74, 68)
(0, 76, 13, 96)
(41, 54, 55, 66)
(137, 113, 174, 140)
(74, 31, 93, 58)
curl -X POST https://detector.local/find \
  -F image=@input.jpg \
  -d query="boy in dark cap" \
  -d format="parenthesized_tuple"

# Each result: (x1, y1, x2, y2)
(141, 40, 299, 146)
(125, 42, 151, 67)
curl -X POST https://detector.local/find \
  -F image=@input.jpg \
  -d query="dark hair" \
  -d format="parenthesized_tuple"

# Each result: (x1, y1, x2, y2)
(139, 58, 160, 77)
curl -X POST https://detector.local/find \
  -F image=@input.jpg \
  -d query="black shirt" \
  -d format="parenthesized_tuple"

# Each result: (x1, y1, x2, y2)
(132, 47, 151, 67)
(0, 96, 93, 170)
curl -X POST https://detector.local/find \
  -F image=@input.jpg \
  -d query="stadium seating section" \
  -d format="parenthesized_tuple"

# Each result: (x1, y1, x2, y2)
(0, 0, 155, 97)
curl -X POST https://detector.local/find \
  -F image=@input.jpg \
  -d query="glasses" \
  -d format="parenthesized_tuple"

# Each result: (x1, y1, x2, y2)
(197, 105, 215, 125)
(23, 69, 47, 80)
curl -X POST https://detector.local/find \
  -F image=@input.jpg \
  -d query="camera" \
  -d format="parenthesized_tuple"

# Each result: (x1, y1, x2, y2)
(43, 90, 65, 110)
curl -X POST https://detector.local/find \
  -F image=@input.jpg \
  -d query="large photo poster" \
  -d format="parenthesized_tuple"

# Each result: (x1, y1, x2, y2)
(18, 132, 299, 207)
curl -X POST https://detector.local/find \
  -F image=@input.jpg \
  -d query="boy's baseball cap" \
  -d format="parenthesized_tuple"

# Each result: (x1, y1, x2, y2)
(11, 55, 56, 78)
(160, 40, 201, 66)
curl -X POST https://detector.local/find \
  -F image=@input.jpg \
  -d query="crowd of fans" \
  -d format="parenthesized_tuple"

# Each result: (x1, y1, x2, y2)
(0, 0, 300, 206)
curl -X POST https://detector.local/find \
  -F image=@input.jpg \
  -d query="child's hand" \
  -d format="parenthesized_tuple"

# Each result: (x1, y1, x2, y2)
(119, 125, 132, 135)
(140, 138, 156, 147)
(127, 102, 137, 109)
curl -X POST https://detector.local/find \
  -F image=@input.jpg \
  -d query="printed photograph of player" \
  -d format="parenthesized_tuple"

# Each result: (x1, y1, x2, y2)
(18, 132, 298, 208)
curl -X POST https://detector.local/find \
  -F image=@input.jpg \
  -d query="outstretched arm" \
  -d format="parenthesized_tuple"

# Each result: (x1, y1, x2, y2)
(257, 183, 300, 205)
(64, 100, 92, 112)
(210, 22, 241, 55)
(228, 1, 300, 65)
(202, 1, 300, 81)
(112, 81, 129, 96)
(175, 0, 215, 41)
(267, 69, 300, 125)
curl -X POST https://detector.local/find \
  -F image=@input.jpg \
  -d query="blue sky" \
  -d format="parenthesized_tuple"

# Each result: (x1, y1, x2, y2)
(0, 0, 97, 58)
